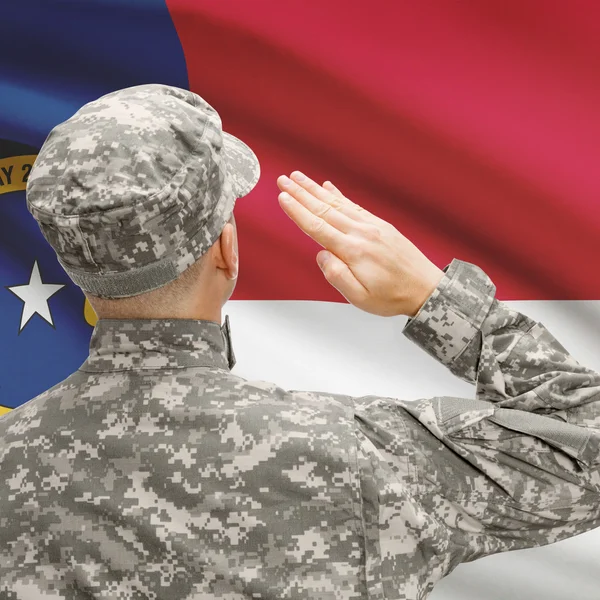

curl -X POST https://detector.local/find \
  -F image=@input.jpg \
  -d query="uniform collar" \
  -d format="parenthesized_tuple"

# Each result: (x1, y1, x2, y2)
(80, 314, 236, 373)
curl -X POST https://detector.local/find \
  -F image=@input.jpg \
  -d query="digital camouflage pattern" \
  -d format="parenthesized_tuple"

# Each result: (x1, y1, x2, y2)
(1, 258, 599, 600)
(25, 84, 260, 299)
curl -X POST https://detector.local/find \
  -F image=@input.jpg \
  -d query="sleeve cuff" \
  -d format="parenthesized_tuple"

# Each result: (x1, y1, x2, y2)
(401, 258, 497, 368)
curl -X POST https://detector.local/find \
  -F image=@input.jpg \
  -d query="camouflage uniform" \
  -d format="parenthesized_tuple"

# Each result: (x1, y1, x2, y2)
(1, 85, 599, 599)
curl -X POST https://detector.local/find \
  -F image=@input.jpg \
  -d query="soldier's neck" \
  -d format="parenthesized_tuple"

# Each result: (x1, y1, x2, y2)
(94, 304, 223, 326)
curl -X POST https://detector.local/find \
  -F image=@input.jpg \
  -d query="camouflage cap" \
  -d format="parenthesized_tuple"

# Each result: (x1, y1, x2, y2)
(26, 83, 260, 298)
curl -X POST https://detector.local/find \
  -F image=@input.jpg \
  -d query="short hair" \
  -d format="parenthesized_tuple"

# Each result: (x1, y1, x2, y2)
(86, 252, 209, 319)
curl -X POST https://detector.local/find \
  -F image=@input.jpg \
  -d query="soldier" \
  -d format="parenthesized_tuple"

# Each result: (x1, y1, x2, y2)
(1, 83, 599, 600)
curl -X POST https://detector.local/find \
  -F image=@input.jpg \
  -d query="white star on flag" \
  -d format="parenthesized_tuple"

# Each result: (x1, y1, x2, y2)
(7, 261, 65, 332)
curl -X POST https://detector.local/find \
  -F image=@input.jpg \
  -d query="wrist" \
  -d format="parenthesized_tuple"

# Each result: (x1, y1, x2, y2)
(407, 267, 445, 318)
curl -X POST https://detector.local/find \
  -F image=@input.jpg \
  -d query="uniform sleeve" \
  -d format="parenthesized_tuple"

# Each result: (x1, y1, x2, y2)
(395, 258, 600, 565)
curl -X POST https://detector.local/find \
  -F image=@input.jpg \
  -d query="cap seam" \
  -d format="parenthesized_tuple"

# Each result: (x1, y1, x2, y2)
(222, 132, 260, 197)
(28, 160, 200, 221)
(58, 250, 173, 278)
(28, 119, 211, 221)
(76, 214, 97, 267)
(60, 191, 232, 279)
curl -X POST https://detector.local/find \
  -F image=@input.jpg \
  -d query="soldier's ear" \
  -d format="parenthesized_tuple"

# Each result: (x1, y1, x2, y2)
(215, 222, 237, 280)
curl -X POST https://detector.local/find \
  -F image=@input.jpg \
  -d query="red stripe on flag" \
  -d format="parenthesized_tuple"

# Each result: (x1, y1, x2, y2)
(166, 0, 600, 301)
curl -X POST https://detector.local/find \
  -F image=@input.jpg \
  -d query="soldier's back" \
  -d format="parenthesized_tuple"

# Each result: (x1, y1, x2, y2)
(0, 320, 366, 600)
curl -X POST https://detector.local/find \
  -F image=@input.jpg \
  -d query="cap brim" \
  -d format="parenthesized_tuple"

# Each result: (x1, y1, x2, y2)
(222, 131, 260, 198)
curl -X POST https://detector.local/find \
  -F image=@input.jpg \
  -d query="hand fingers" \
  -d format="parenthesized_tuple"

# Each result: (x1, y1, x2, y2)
(277, 174, 359, 234)
(277, 187, 350, 257)
(284, 171, 375, 225)
(323, 181, 344, 198)
(323, 181, 382, 225)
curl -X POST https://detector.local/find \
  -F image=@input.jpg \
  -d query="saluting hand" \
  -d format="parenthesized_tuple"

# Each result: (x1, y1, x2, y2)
(276, 172, 444, 318)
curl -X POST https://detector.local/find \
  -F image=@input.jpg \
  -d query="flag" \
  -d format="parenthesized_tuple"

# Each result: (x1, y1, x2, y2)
(1, 1, 599, 598)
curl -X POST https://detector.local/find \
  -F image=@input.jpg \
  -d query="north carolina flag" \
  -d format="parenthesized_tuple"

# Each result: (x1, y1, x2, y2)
(1, 2, 599, 598)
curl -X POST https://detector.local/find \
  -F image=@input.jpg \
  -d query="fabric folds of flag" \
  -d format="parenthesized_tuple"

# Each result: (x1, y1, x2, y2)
(1, 2, 599, 598)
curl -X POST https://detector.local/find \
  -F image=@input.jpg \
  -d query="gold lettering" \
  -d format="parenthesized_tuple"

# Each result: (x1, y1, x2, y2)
(0, 155, 37, 195)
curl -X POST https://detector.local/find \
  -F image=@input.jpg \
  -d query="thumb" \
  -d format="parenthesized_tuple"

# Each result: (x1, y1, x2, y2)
(316, 251, 365, 302)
